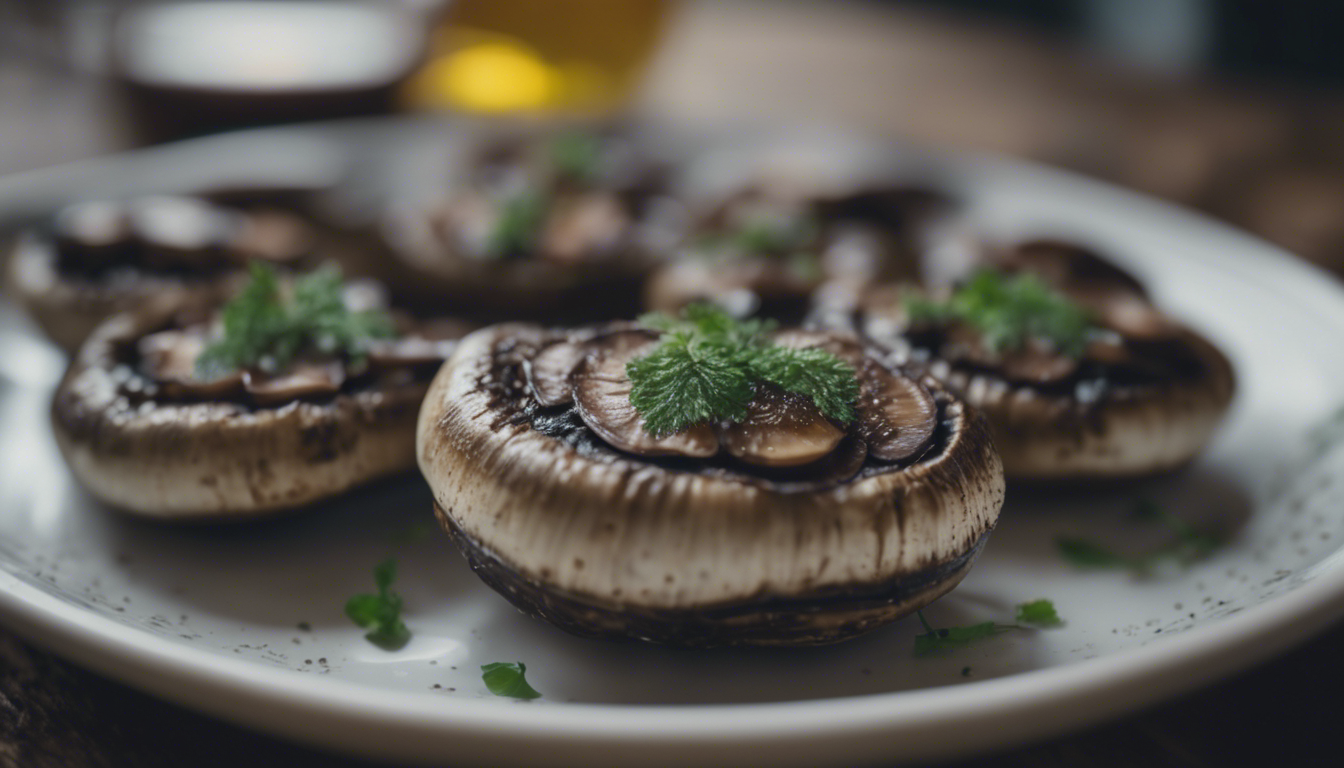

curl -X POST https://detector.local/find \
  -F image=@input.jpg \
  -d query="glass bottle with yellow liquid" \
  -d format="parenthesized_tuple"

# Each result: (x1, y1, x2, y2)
(404, 0, 669, 114)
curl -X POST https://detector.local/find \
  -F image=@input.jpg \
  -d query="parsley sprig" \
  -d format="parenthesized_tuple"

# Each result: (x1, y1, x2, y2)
(695, 212, 821, 280)
(481, 662, 543, 699)
(727, 213, 817, 255)
(914, 600, 1063, 656)
(627, 304, 859, 437)
(195, 263, 393, 377)
(1056, 499, 1225, 573)
(906, 269, 1094, 356)
(485, 190, 548, 258)
(344, 558, 411, 650)
(549, 131, 603, 183)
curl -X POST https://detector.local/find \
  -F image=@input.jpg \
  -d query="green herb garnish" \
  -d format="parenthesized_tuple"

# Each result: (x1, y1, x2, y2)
(914, 600, 1063, 656)
(195, 263, 393, 377)
(905, 269, 1093, 356)
(485, 190, 548, 258)
(694, 212, 820, 278)
(728, 213, 817, 254)
(344, 558, 411, 650)
(1056, 499, 1225, 573)
(549, 131, 603, 183)
(1015, 599, 1063, 626)
(627, 304, 859, 437)
(481, 662, 542, 699)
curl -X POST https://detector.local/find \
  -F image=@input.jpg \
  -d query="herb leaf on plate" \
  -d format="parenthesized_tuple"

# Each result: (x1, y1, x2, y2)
(1056, 499, 1226, 573)
(481, 662, 542, 699)
(914, 600, 1064, 656)
(345, 557, 411, 650)
(1015, 599, 1063, 626)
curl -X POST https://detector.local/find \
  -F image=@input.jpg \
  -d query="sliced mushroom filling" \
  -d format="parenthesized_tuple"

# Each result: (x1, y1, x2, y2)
(521, 318, 940, 484)
(130, 323, 454, 406)
(125, 266, 456, 406)
(889, 251, 1211, 393)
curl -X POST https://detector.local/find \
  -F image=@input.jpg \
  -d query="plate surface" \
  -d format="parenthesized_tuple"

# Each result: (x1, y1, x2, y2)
(3, 119, 1344, 767)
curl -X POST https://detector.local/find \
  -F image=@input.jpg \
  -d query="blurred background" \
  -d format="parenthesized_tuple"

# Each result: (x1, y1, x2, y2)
(3, 0, 1344, 267)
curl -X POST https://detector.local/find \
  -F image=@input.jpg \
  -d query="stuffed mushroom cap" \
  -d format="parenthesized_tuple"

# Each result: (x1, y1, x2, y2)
(416, 321, 1004, 646)
(858, 240, 1235, 480)
(51, 283, 458, 520)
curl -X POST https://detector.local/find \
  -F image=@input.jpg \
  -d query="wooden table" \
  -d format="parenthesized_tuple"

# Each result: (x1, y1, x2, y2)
(2, 1, 1342, 765)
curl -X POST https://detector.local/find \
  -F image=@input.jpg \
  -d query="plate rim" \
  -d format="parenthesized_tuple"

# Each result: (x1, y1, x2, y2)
(4, 118, 1344, 767)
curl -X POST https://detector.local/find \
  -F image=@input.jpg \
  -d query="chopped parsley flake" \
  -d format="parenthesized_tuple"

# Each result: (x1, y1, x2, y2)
(1056, 499, 1225, 573)
(914, 600, 1064, 656)
(481, 662, 542, 699)
(549, 131, 603, 183)
(344, 558, 411, 650)
(485, 190, 548, 258)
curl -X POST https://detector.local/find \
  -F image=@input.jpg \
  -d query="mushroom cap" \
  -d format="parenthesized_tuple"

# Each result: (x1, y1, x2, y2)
(919, 328, 1235, 480)
(51, 303, 433, 520)
(416, 324, 1005, 646)
(854, 234, 1238, 480)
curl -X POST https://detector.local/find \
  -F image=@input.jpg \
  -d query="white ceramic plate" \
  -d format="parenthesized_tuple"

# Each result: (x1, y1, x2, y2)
(3, 119, 1344, 767)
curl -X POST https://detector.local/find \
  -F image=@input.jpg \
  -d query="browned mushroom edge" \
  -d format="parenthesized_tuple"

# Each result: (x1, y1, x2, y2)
(856, 241, 1236, 480)
(50, 300, 457, 520)
(8, 196, 315, 352)
(416, 323, 1005, 646)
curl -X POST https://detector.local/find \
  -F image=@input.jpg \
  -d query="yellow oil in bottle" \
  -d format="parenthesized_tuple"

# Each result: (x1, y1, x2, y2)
(404, 0, 669, 114)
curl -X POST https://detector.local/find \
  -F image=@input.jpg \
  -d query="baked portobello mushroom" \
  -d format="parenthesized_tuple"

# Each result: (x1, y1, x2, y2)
(51, 265, 462, 520)
(856, 240, 1235, 480)
(416, 307, 1004, 646)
